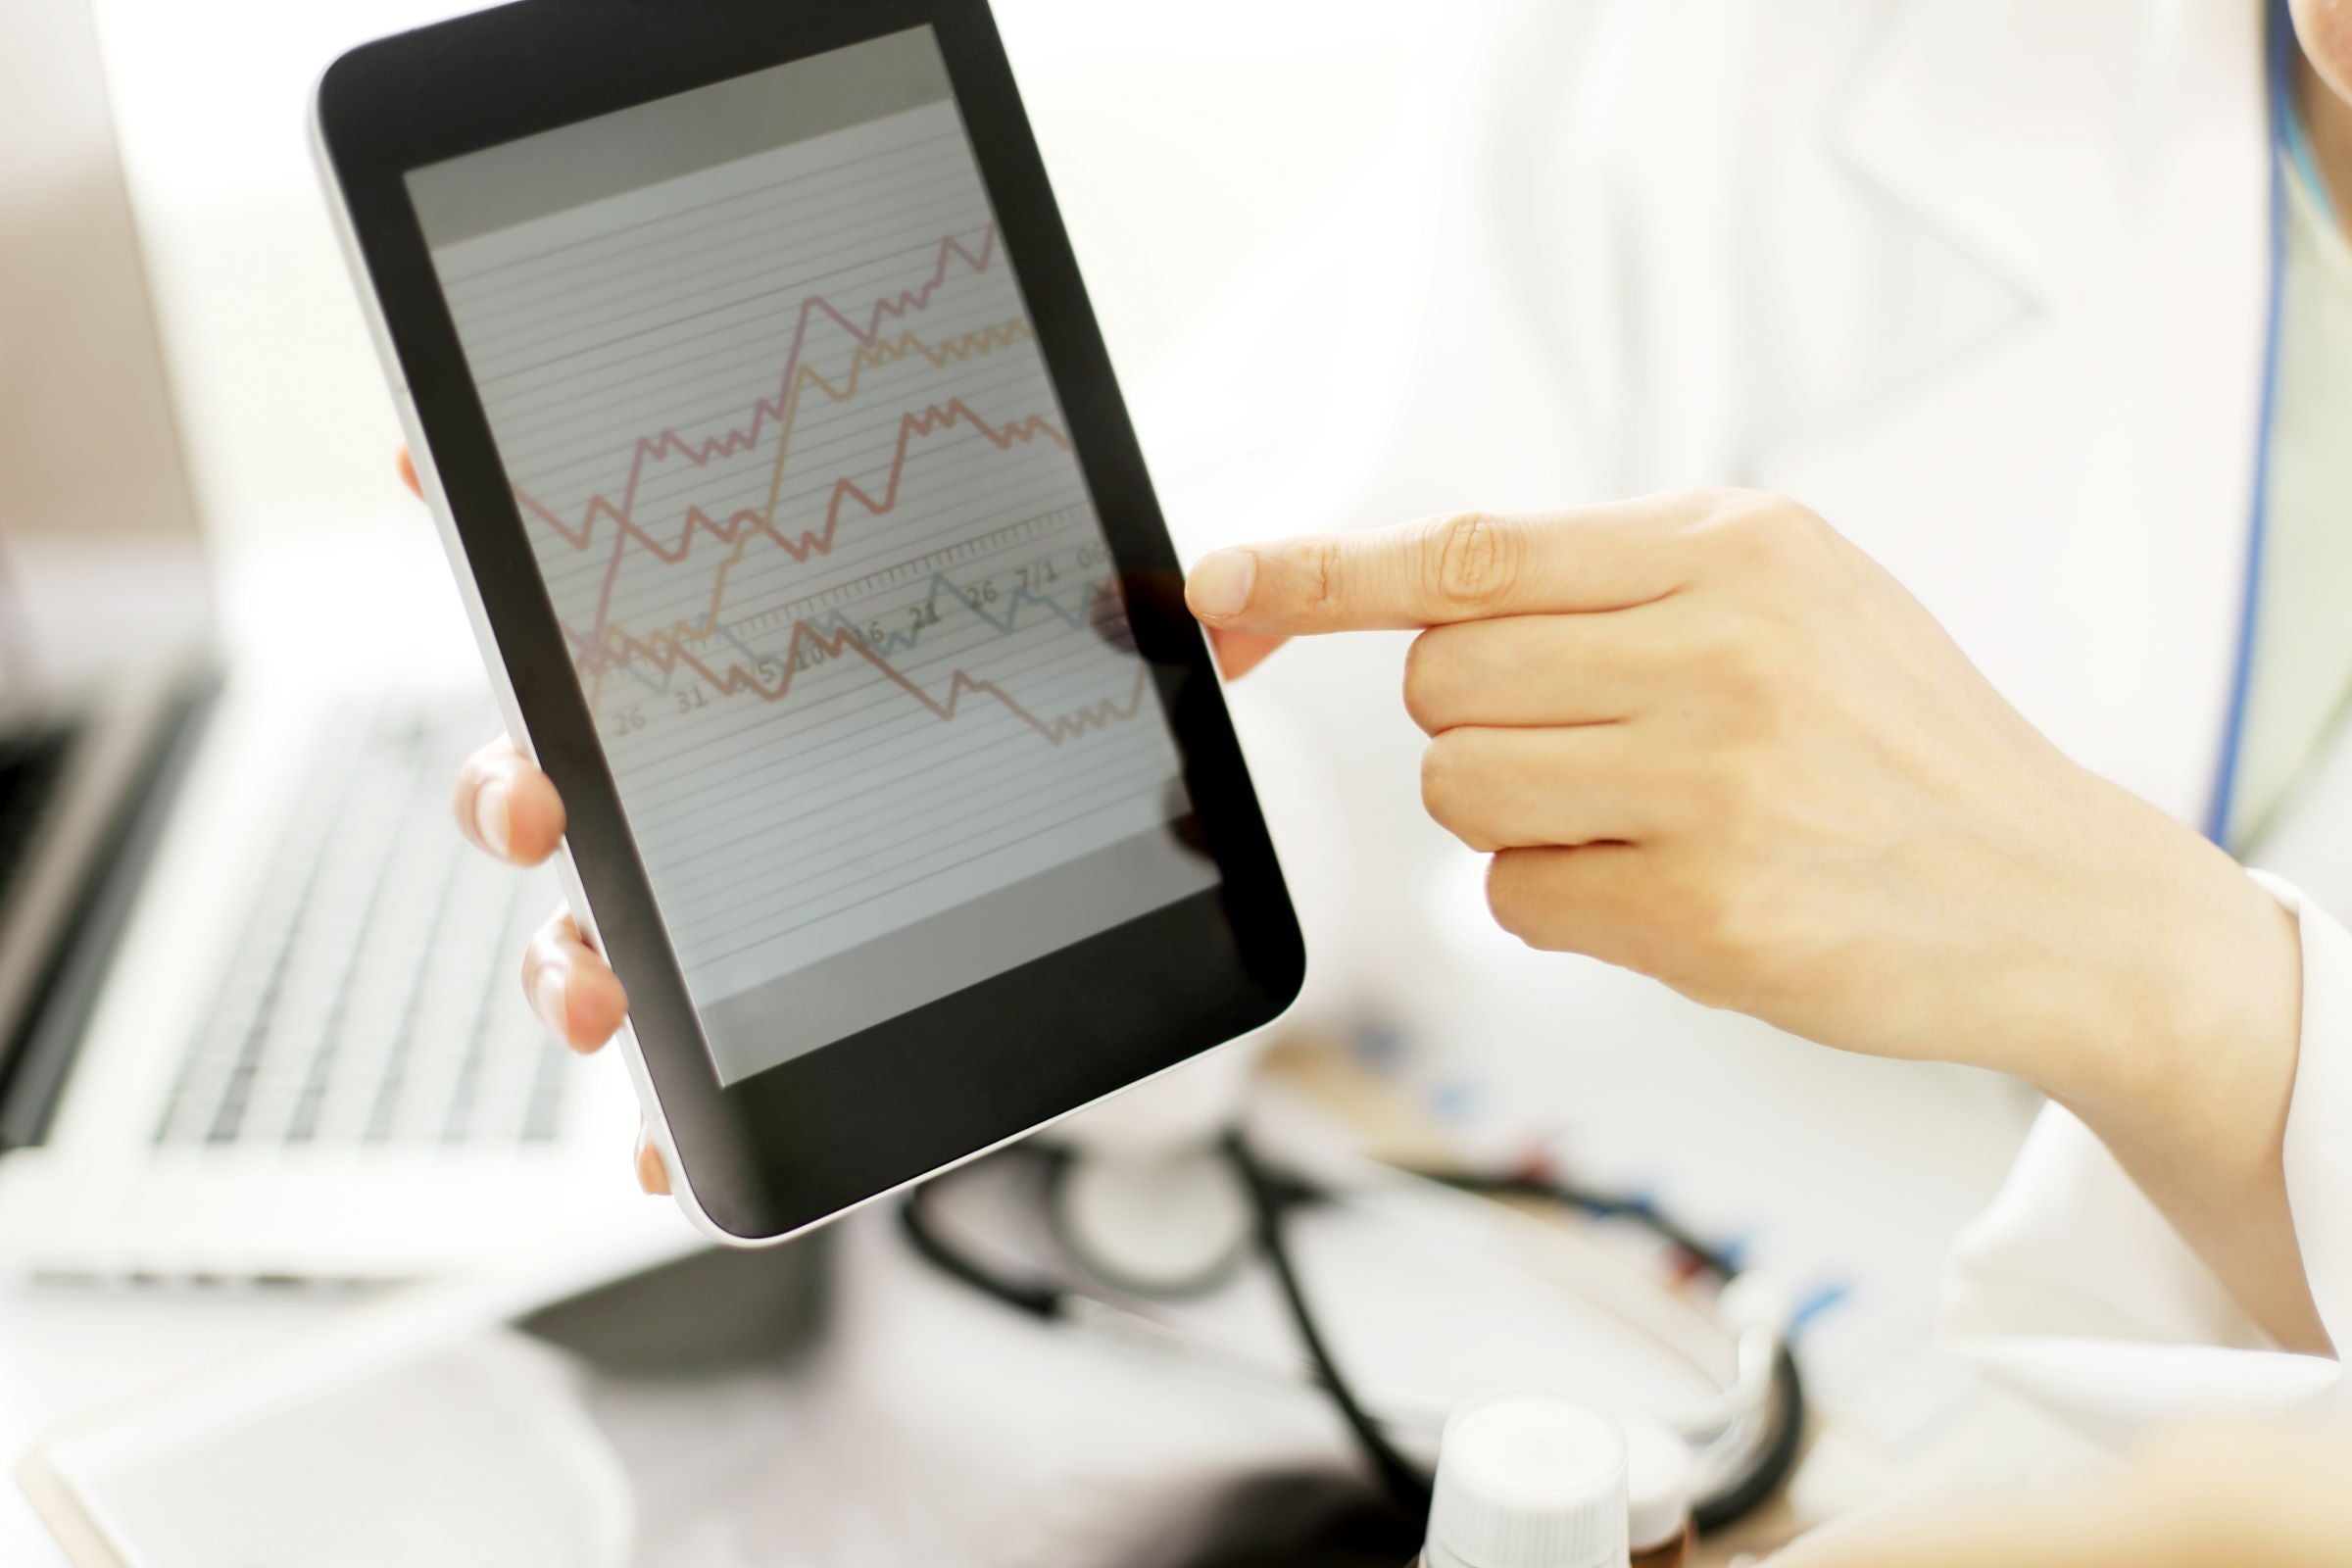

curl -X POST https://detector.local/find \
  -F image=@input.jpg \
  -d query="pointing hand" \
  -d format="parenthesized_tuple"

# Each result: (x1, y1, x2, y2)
(1188, 490, 2322, 1350)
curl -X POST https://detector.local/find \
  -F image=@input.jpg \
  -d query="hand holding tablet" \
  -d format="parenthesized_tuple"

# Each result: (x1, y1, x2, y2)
(322, 0, 1302, 1242)
(408, 452, 1279, 1199)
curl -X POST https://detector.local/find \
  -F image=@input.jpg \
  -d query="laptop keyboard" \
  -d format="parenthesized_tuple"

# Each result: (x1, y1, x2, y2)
(154, 700, 570, 1149)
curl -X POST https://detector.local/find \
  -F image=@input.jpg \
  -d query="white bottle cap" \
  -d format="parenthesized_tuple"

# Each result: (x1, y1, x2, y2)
(1620, 1417, 1695, 1552)
(1426, 1396, 1630, 1568)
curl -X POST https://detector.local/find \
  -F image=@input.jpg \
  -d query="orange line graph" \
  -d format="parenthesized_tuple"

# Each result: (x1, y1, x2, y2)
(539, 318, 1038, 674)
(512, 227, 1004, 659)
(568, 394, 1067, 702)
(508, 226, 1124, 738)
(606, 614, 1149, 746)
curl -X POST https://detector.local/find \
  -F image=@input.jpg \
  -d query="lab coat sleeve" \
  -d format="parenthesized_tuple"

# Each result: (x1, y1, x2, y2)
(1938, 872, 2349, 1445)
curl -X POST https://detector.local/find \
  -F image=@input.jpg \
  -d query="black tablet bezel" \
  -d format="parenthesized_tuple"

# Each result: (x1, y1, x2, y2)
(316, 0, 1303, 1241)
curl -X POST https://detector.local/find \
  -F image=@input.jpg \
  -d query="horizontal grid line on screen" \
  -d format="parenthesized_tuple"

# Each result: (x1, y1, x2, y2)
(553, 481, 1090, 662)
(603, 602, 1125, 800)
(445, 146, 973, 319)
(461, 184, 988, 369)
(469, 220, 994, 387)
(638, 675, 1160, 878)
(681, 754, 1182, 969)
(481, 283, 1016, 446)
(432, 121, 963, 287)
(661, 733, 1170, 937)
(430, 90, 1190, 1069)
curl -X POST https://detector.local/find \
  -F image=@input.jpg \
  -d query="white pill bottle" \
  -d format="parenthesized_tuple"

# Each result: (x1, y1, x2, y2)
(1415, 1396, 1630, 1568)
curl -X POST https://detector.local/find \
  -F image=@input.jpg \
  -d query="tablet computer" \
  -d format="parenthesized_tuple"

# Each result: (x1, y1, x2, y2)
(313, 0, 1304, 1245)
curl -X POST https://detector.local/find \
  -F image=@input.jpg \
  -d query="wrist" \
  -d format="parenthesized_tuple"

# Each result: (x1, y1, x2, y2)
(2052, 817, 2302, 1160)
(1994, 776, 2328, 1346)
(2037, 802, 2327, 1349)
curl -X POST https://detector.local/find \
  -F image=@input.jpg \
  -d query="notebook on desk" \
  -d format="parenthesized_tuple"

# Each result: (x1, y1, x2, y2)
(18, 1216, 702, 1568)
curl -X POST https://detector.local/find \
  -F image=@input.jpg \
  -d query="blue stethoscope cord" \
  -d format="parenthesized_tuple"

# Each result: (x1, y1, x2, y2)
(2203, 0, 2299, 849)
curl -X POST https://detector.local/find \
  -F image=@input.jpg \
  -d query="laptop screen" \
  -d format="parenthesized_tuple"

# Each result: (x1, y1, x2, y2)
(0, 0, 211, 694)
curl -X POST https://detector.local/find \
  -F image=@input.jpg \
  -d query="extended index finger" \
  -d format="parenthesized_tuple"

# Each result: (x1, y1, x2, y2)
(1184, 501, 1694, 636)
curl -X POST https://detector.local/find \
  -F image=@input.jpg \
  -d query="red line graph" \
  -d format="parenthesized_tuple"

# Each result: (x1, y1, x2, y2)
(514, 226, 1007, 653)
(607, 616, 1149, 746)
(547, 320, 1036, 665)
(559, 397, 1067, 683)
(508, 220, 1131, 741)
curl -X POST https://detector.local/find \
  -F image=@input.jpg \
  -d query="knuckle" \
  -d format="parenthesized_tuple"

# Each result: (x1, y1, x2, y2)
(1421, 735, 1503, 852)
(1418, 735, 1469, 826)
(1424, 511, 1522, 615)
(1486, 849, 1575, 948)
(1709, 491, 1832, 573)
(1401, 628, 1454, 731)
(1484, 852, 1539, 941)
(1302, 537, 1348, 614)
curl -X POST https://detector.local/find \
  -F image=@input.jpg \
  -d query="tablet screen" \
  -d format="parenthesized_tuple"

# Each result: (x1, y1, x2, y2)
(406, 28, 1216, 1085)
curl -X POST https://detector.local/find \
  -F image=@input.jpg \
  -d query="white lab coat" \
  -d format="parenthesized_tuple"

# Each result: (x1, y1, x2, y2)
(1551, 0, 2352, 1437)
(1116, 0, 2347, 1446)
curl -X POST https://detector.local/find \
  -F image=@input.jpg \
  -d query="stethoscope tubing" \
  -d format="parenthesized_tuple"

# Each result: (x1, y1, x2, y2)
(2205, 0, 2303, 846)
(898, 1132, 1802, 1529)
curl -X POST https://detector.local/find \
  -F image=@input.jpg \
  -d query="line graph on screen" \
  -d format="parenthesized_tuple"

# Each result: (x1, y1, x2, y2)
(428, 101, 1191, 1003)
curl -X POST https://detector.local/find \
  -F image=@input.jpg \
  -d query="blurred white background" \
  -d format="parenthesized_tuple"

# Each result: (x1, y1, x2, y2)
(89, 0, 1511, 551)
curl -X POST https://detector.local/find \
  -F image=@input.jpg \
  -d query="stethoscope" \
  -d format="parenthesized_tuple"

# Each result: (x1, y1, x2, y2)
(899, 1132, 1805, 1532)
(2206, 0, 2337, 846)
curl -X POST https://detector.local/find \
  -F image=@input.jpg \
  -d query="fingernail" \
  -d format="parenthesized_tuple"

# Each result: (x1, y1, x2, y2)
(1187, 550, 1255, 620)
(474, 777, 511, 858)
(533, 961, 568, 1038)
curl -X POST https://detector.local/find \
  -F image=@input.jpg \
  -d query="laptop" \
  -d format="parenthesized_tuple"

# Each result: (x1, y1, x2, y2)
(0, 0, 634, 1281)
